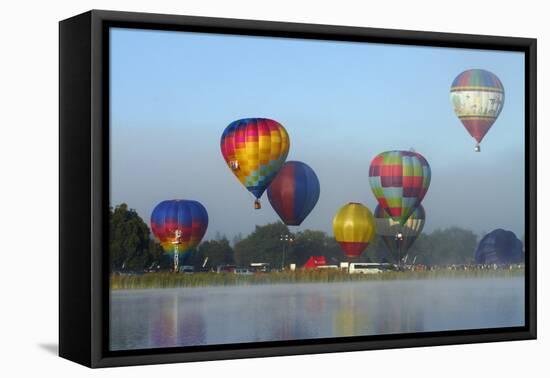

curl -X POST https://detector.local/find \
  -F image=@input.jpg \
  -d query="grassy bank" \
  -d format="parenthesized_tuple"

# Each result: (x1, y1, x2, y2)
(110, 268, 524, 290)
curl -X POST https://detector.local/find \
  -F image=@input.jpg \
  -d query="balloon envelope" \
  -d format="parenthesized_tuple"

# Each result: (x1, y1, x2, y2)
(267, 161, 320, 226)
(450, 69, 505, 145)
(220, 118, 290, 200)
(333, 202, 376, 258)
(150, 199, 209, 254)
(374, 204, 425, 261)
(474, 229, 523, 265)
(369, 150, 431, 226)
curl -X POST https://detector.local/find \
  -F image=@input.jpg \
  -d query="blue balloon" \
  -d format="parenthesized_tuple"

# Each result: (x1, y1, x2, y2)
(474, 229, 524, 264)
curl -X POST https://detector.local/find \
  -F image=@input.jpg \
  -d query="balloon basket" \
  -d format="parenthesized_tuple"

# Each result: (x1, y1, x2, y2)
(254, 199, 261, 209)
(475, 144, 481, 152)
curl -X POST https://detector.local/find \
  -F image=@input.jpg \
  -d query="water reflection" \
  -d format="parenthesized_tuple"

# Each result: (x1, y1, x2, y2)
(110, 277, 524, 351)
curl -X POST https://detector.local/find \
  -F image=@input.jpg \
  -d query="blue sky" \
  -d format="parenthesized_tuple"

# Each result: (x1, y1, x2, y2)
(110, 27, 525, 240)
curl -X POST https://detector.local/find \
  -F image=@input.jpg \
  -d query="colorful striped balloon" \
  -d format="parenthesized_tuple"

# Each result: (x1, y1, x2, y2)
(221, 118, 290, 207)
(450, 69, 505, 150)
(333, 202, 376, 258)
(374, 204, 425, 262)
(150, 199, 208, 255)
(267, 161, 320, 226)
(369, 150, 431, 226)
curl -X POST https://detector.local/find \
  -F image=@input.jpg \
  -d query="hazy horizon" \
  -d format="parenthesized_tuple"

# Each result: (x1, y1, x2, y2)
(109, 28, 525, 241)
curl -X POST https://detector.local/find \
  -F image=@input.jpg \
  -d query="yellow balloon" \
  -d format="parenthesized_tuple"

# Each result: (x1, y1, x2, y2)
(333, 202, 376, 258)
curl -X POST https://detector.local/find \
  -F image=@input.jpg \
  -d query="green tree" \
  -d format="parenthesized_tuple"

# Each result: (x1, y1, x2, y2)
(233, 222, 290, 267)
(290, 230, 326, 265)
(148, 240, 171, 270)
(184, 238, 235, 270)
(409, 227, 478, 265)
(232, 232, 243, 247)
(109, 203, 164, 271)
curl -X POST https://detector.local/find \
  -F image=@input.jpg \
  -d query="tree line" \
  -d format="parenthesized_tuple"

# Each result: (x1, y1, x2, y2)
(110, 203, 482, 272)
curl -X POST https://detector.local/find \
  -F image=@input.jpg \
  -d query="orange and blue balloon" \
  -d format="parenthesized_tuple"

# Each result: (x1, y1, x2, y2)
(221, 118, 290, 208)
(150, 199, 208, 255)
(267, 161, 320, 226)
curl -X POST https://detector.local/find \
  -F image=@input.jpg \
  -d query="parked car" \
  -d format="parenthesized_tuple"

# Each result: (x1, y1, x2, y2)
(217, 265, 237, 273)
(316, 265, 340, 270)
(348, 263, 396, 274)
(234, 268, 255, 275)
(249, 262, 271, 272)
(179, 265, 194, 274)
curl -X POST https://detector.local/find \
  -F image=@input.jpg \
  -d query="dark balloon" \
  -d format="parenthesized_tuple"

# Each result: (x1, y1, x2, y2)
(474, 229, 523, 265)
(267, 161, 320, 226)
(374, 204, 425, 262)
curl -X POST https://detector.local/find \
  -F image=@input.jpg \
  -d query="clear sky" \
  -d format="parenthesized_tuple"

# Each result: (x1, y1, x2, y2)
(109, 27, 525, 240)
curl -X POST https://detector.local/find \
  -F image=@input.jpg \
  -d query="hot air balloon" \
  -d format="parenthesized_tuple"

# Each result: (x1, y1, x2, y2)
(374, 204, 425, 264)
(474, 229, 524, 265)
(450, 69, 505, 152)
(369, 150, 431, 227)
(150, 199, 208, 272)
(220, 118, 290, 209)
(267, 161, 320, 226)
(333, 202, 376, 258)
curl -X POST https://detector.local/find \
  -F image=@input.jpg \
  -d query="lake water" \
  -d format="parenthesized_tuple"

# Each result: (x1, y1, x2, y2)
(110, 277, 524, 351)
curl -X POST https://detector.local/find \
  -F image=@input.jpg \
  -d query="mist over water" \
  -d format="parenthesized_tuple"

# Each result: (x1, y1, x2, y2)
(110, 277, 524, 350)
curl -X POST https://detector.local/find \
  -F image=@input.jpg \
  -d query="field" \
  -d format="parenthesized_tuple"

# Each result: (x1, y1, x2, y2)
(110, 267, 524, 290)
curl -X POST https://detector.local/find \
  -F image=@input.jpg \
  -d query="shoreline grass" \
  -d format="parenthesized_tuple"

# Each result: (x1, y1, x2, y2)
(110, 268, 524, 290)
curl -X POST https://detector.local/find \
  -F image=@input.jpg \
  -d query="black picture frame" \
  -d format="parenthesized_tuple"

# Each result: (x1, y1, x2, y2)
(59, 9, 537, 368)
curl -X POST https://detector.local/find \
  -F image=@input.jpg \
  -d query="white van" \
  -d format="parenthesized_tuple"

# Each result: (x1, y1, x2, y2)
(348, 263, 389, 274)
(316, 265, 339, 270)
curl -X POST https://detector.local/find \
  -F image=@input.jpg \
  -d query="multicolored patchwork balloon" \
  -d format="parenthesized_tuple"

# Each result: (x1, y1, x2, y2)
(332, 202, 376, 258)
(221, 118, 290, 208)
(369, 150, 431, 226)
(374, 204, 425, 262)
(150, 199, 208, 255)
(267, 161, 320, 226)
(450, 69, 505, 151)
